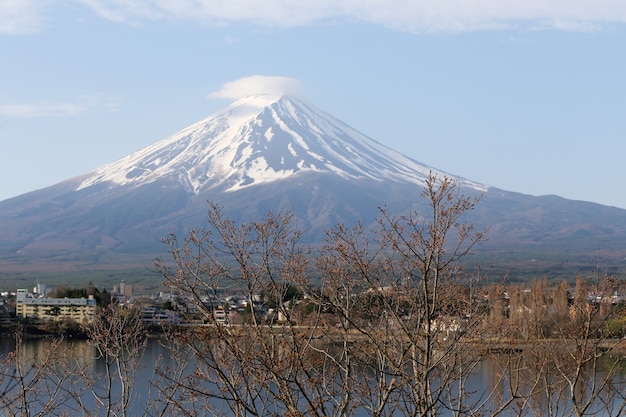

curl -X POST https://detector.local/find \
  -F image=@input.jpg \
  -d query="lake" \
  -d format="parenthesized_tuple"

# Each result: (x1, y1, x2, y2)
(2, 336, 626, 416)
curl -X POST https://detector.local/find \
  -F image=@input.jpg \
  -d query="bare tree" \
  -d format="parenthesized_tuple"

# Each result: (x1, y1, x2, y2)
(82, 303, 148, 417)
(154, 173, 494, 416)
(311, 173, 489, 417)
(0, 327, 90, 417)
(155, 205, 339, 416)
(482, 275, 626, 417)
(542, 276, 626, 417)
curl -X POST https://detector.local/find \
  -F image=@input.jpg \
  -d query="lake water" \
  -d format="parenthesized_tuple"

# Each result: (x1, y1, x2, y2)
(2, 336, 626, 416)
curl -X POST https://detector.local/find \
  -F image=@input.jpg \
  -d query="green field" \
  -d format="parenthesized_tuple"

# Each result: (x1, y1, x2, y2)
(0, 268, 163, 295)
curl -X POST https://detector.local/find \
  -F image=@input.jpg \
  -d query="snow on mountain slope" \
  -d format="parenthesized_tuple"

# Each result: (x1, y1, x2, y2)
(78, 94, 488, 194)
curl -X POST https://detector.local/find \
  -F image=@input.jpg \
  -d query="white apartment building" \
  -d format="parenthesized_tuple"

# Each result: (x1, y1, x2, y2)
(15, 289, 97, 323)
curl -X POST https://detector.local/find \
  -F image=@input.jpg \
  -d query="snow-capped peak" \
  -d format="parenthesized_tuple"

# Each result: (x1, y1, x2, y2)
(77, 95, 488, 194)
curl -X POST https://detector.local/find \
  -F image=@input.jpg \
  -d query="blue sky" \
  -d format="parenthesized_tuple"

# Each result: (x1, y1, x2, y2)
(1, 1, 626, 208)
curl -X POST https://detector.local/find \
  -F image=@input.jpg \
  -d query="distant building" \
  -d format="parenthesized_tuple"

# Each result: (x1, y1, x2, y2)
(140, 306, 181, 325)
(15, 289, 96, 323)
(213, 306, 228, 324)
(112, 280, 133, 300)
(33, 282, 48, 297)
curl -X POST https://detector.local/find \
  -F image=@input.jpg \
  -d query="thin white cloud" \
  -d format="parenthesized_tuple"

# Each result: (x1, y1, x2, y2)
(0, 94, 123, 117)
(209, 76, 303, 100)
(0, 0, 49, 35)
(4, 0, 626, 35)
(0, 103, 87, 117)
(78, 0, 626, 33)
(78, 0, 164, 23)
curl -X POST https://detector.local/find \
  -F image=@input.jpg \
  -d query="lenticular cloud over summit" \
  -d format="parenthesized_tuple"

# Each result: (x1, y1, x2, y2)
(209, 76, 303, 100)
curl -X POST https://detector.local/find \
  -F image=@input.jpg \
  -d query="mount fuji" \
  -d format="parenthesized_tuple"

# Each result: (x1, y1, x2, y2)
(1, 94, 626, 279)
(76, 94, 486, 194)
